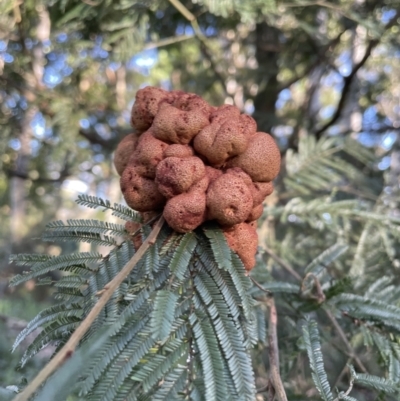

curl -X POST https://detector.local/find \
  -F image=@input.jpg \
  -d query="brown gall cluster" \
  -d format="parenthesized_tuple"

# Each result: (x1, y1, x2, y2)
(114, 87, 281, 271)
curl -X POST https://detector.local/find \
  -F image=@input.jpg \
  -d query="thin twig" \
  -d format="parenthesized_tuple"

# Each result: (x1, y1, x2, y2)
(167, 0, 227, 93)
(334, 358, 352, 388)
(143, 34, 194, 50)
(267, 296, 288, 401)
(333, 365, 355, 401)
(314, 10, 400, 139)
(250, 276, 271, 294)
(324, 308, 367, 373)
(263, 246, 302, 281)
(301, 272, 326, 303)
(262, 248, 368, 374)
(12, 217, 165, 401)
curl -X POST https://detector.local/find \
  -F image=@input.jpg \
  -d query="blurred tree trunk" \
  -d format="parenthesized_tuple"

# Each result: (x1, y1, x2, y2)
(253, 22, 280, 133)
(10, 5, 50, 246)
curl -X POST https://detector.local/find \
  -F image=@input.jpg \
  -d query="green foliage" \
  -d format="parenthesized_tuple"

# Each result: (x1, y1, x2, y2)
(302, 320, 334, 401)
(4, 0, 400, 398)
(10, 198, 259, 400)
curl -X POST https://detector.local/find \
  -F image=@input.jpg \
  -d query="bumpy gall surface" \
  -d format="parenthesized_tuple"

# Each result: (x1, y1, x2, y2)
(120, 166, 165, 212)
(155, 156, 206, 198)
(130, 130, 169, 179)
(115, 86, 281, 270)
(226, 132, 281, 182)
(206, 173, 253, 226)
(163, 191, 206, 233)
(114, 134, 138, 176)
(223, 222, 259, 271)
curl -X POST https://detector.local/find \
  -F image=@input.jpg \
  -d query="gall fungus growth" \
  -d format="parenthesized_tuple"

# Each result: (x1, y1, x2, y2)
(115, 87, 281, 270)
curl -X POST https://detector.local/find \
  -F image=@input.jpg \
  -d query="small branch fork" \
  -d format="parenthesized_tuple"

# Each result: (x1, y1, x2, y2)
(255, 246, 367, 395)
(167, 0, 227, 94)
(314, 9, 400, 139)
(12, 217, 165, 401)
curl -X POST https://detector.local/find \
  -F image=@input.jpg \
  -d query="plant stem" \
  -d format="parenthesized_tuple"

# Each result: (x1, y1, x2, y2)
(13, 217, 165, 401)
(263, 245, 302, 281)
(324, 308, 367, 373)
(268, 296, 288, 401)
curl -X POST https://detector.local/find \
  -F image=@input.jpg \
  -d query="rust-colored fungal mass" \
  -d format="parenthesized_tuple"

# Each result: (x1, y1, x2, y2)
(206, 173, 253, 226)
(223, 223, 259, 271)
(114, 134, 138, 176)
(155, 156, 206, 198)
(226, 132, 281, 182)
(115, 86, 281, 270)
(130, 130, 168, 179)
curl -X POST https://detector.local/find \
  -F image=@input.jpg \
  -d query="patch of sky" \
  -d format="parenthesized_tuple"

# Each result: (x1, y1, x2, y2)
(244, 100, 254, 114)
(62, 179, 89, 194)
(0, 40, 7, 51)
(383, 186, 392, 195)
(381, 132, 397, 150)
(56, 33, 68, 43)
(176, 23, 185, 35)
(185, 26, 194, 35)
(91, 37, 108, 59)
(381, 8, 397, 24)
(93, 154, 104, 163)
(92, 165, 102, 175)
(360, 70, 378, 83)
(30, 139, 40, 157)
(31, 112, 47, 138)
(160, 80, 172, 91)
(47, 52, 58, 61)
(336, 50, 352, 77)
(319, 105, 335, 119)
(79, 161, 92, 171)
(383, 65, 393, 74)
(79, 172, 95, 184)
(3, 53, 14, 63)
(6, 97, 16, 109)
(272, 126, 292, 148)
(62, 65, 73, 76)
(327, 125, 341, 136)
(322, 213, 331, 223)
(108, 61, 121, 71)
(363, 106, 377, 127)
(92, 144, 102, 153)
(128, 49, 158, 75)
(357, 132, 380, 147)
(94, 123, 111, 139)
(78, 141, 89, 148)
(107, 117, 117, 127)
(24, 38, 33, 50)
(156, 10, 164, 19)
(378, 155, 391, 170)
(9, 139, 21, 151)
(96, 181, 109, 199)
(79, 119, 90, 129)
(19, 97, 28, 110)
(205, 26, 217, 36)
(323, 70, 343, 90)
(43, 66, 62, 87)
(43, 51, 73, 88)
(276, 88, 291, 109)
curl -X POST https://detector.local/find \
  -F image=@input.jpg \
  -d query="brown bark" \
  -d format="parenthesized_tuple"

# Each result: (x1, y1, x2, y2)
(253, 23, 281, 133)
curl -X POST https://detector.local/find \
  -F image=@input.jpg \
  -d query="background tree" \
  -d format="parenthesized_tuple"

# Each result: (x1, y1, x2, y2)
(1, 0, 400, 400)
